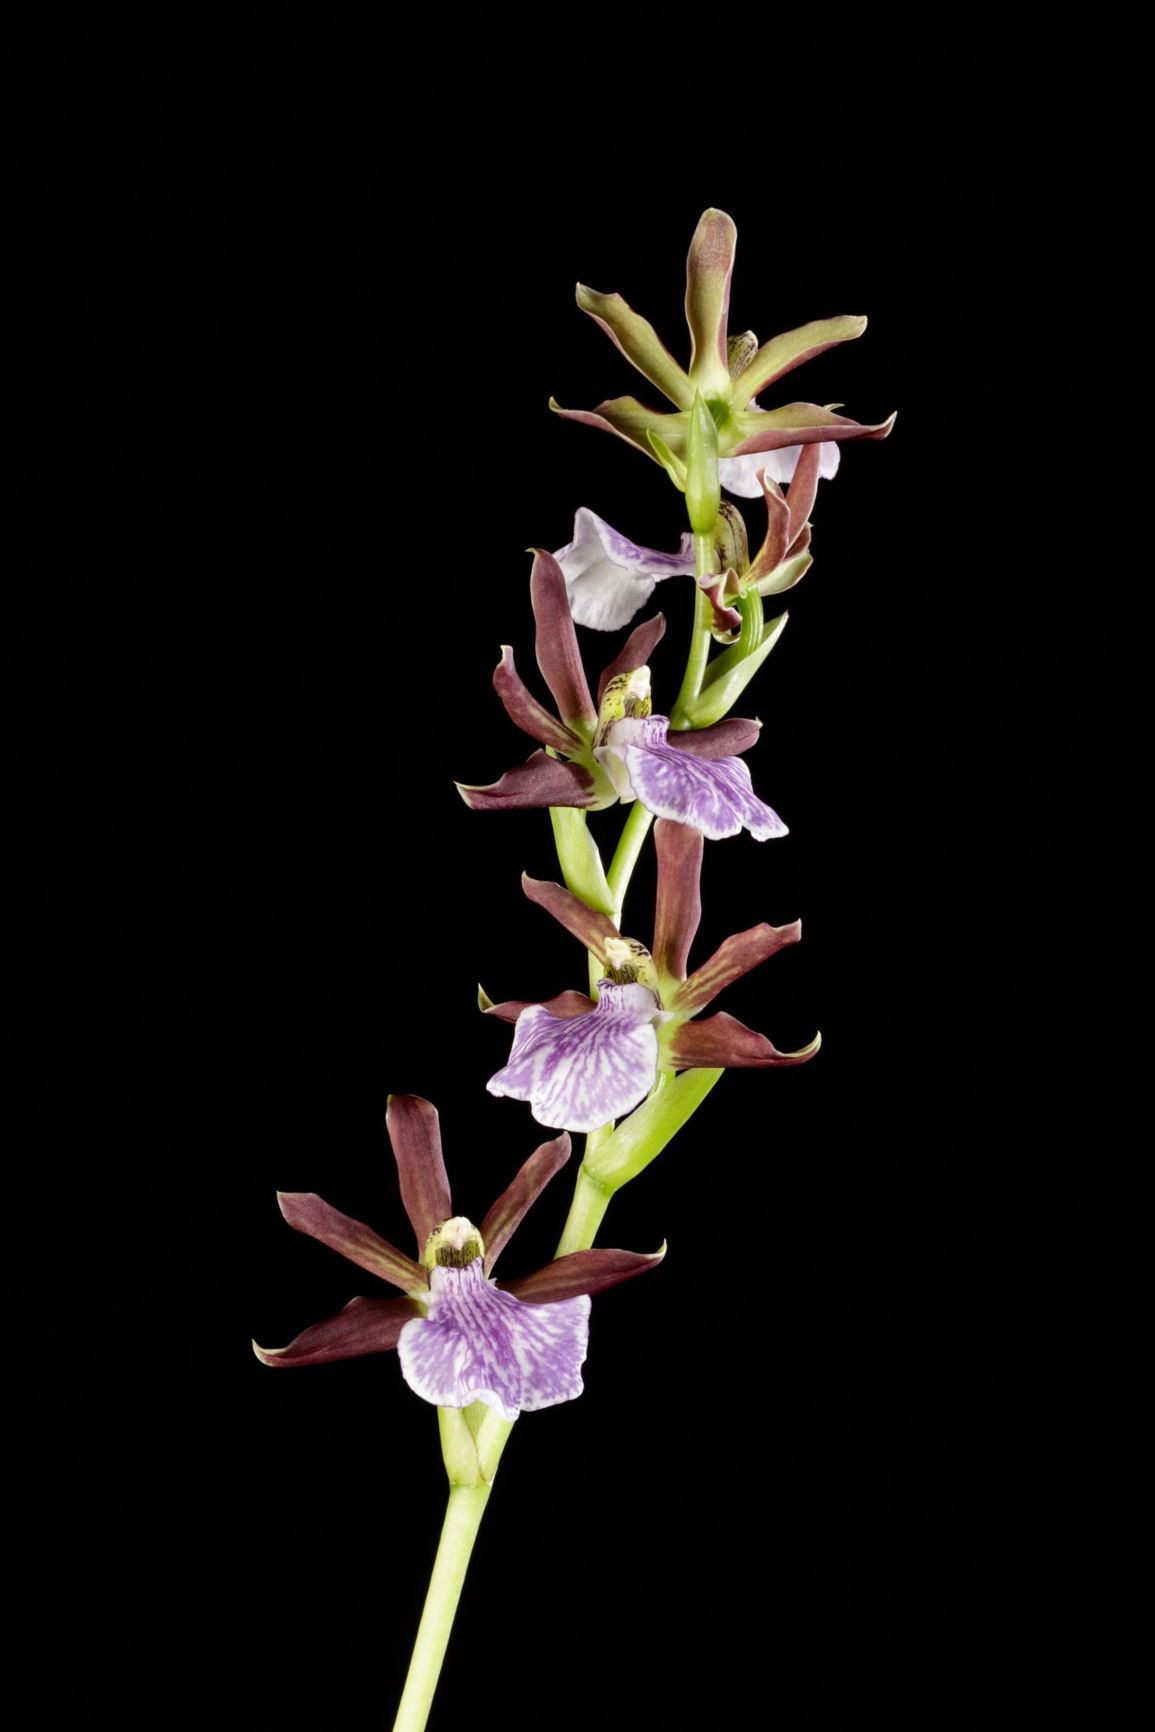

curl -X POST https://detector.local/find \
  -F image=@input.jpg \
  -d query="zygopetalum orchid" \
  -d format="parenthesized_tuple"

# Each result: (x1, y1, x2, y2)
(483, 821, 819, 1132)
(253, 1094, 662, 1419)
(550, 206, 894, 479)
(554, 438, 832, 638)
(455, 550, 783, 839)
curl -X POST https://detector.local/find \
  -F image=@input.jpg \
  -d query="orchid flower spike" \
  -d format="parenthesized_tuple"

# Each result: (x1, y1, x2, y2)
(456, 550, 762, 813)
(550, 208, 894, 474)
(253, 1095, 663, 1419)
(484, 824, 819, 1132)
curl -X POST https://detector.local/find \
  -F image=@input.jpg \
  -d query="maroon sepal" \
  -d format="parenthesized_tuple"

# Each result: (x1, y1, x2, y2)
(386, 1094, 453, 1255)
(456, 752, 598, 811)
(493, 645, 581, 751)
(747, 455, 818, 583)
(501, 1244, 666, 1305)
(732, 405, 897, 457)
(674, 920, 802, 1016)
(549, 395, 680, 462)
(530, 550, 597, 735)
(685, 208, 736, 385)
(652, 820, 703, 986)
(479, 1133, 572, 1276)
(482, 990, 597, 1025)
(748, 475, 792, 577)
(522, 873, 619, 959)
(253, 1295, 422, 1367)
(783, 440, 822, 542)
(596, 612, 667, 706)
(276, 1192, 425, 1294)
(669, 1011, 820, 1069)
(668, 717, 762, 759)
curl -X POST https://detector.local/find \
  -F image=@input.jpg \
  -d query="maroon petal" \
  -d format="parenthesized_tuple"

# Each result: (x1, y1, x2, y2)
(253, 1294, 421, 1367)
(456, 752, 599, 811)
(502, 1245, 666, 1305)
(530, 550, 596, 734)
(731, 404, 897, 457)
(667, 717, 763, 759)
(386, 1094, 453, 1256)
(480, 989, 597, 1025)
(746, 474, 792, 583)
(522, 872, 620, 958)
(784, 440, 823, 545)
(479, 1132, 573, 1276)
(685, 208, 737, 392)
(653, 820, 703, 986)
(596, 612, 667, 707)
(276, 1192, 425, 1294)
(493, 645, 580, 751)
(670, 1010, 820, 1068)
(674, 920, 802, 1016)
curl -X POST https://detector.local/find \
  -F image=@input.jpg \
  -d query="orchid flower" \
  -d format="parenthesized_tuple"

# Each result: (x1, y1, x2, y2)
(455, 549, 761, 813)
(484, 822, 819, 1131)
(550, 207, 895, 472)
(253, 1094, 662, 1419)
(554, 434, 835, 637)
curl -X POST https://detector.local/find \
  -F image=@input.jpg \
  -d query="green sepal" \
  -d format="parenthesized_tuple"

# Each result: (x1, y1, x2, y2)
(583, 1067, 724, 1192)
(685, 393, 721, 535)
(549, 806, 615, 917)
(646, 428, 687, 491)
(680, 609, 789, 728)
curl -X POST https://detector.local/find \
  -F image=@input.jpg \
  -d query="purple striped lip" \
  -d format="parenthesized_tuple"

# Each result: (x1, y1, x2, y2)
(487, 980, 663, 1133)
(595, 715, 788, 842)
(397, 1257, 591, 1421)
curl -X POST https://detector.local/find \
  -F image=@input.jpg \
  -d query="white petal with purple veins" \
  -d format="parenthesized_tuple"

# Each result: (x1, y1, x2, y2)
(596, 716, 788, 842)
(488, 981, 662, 1132)
(398, 1259, 591, 1421)
(718, 439, 840, 499)
(553, 508, 696, 632)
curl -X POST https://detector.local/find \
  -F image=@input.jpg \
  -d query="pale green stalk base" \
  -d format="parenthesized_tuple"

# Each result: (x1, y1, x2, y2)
(394, 1406, 514, 1732)
(393, 1483, 491, 1732)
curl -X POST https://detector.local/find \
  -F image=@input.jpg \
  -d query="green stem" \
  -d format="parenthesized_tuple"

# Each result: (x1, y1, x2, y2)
(670, 531, 718, 726)
(605, 801, 653, 926)
(393, 1483, 491, 1732)
(554, 1155, 613, 1256)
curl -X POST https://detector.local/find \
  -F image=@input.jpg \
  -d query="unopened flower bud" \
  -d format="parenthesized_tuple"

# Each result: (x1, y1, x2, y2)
(685, 393, 721, 536)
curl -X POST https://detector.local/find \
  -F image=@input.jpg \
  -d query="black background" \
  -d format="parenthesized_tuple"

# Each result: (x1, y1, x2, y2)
(19, 21, 1099, 1730)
